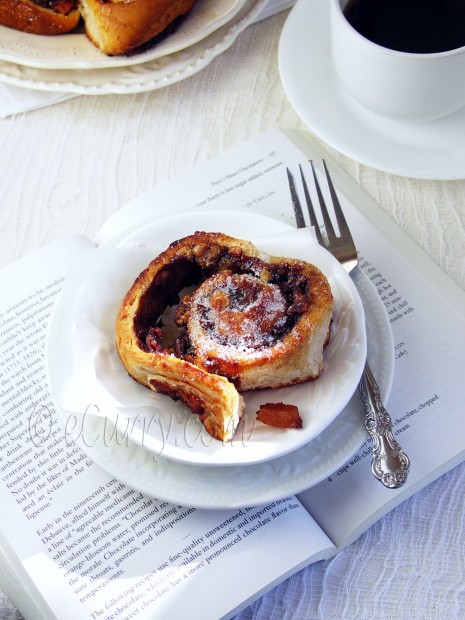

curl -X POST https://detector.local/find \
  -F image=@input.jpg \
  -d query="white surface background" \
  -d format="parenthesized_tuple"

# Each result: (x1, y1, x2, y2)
(1, 4, 465, 619)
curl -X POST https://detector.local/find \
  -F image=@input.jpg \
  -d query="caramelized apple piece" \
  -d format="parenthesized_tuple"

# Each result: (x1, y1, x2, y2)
(256, 402, 303, 429)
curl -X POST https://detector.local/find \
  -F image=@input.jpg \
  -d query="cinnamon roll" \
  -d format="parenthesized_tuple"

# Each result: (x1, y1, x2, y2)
(116, 232, 334, 442)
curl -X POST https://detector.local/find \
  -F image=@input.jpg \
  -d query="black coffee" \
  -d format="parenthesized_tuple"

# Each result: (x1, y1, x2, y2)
(343, 0, 465, 53)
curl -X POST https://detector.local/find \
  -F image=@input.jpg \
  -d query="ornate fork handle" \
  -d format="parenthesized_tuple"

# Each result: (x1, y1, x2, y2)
(359, 362, 410, 489)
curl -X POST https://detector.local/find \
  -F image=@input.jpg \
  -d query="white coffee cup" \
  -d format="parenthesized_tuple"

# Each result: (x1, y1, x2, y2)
(330, 0, 465, 122)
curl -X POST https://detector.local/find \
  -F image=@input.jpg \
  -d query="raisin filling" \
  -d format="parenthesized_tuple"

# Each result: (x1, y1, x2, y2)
(31, 0, 77, 15)
(133, 245, 312, 360)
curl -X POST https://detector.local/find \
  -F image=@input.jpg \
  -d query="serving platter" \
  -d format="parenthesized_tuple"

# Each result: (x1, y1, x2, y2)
(0, 0, 248, 69)
(0, 0, 266, 93)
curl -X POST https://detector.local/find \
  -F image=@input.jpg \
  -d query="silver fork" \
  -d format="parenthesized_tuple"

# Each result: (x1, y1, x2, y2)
(287, 162, 410, 489)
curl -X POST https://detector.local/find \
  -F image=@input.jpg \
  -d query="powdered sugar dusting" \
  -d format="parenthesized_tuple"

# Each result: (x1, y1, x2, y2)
(187, 273, 289, 360)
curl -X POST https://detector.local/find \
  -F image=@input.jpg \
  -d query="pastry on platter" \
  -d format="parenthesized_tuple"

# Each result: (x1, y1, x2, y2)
(116, 232, 334, 442)
(0, 0, 198, 55)
(80, 0, 197, 56)
(0, 0, 80, 35)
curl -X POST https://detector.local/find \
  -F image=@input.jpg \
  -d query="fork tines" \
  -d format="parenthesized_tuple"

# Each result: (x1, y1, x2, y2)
(286, 161, 358, 271)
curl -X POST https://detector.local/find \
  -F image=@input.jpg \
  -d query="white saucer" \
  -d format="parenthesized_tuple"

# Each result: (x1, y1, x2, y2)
(278, 0, 465, 180)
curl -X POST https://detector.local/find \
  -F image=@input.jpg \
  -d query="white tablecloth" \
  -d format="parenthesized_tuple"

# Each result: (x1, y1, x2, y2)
(1, 8, 465, 620)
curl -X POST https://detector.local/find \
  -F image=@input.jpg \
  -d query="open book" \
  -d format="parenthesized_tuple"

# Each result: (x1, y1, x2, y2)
(1, 129, 464, 620)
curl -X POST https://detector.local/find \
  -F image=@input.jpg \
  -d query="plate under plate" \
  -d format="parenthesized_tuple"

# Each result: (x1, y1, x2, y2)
(49, 209, 393, 508)
(0, 0, 248, 69)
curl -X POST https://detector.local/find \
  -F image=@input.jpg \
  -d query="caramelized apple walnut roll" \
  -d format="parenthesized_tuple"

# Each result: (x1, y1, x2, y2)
(116, 232, 334, 442)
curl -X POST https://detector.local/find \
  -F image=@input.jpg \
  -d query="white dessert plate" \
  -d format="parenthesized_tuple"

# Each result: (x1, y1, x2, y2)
(47, 209, 367, 467)
(0, 0, 265, 94)
(53, 261, 393, 509)
(278, 0, 465, 180)
(0, 0, 248, 69)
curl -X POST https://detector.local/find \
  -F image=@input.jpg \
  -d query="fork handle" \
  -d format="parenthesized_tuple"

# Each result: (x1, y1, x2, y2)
(359, 362, 410, 489)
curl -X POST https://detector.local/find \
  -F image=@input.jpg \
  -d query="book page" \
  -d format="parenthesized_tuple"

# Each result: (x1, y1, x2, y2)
(297, 209, 465, 549)
(96, 128, 465, 550)
(284, 129, 465, 548)
(0, 236, 334, 620)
